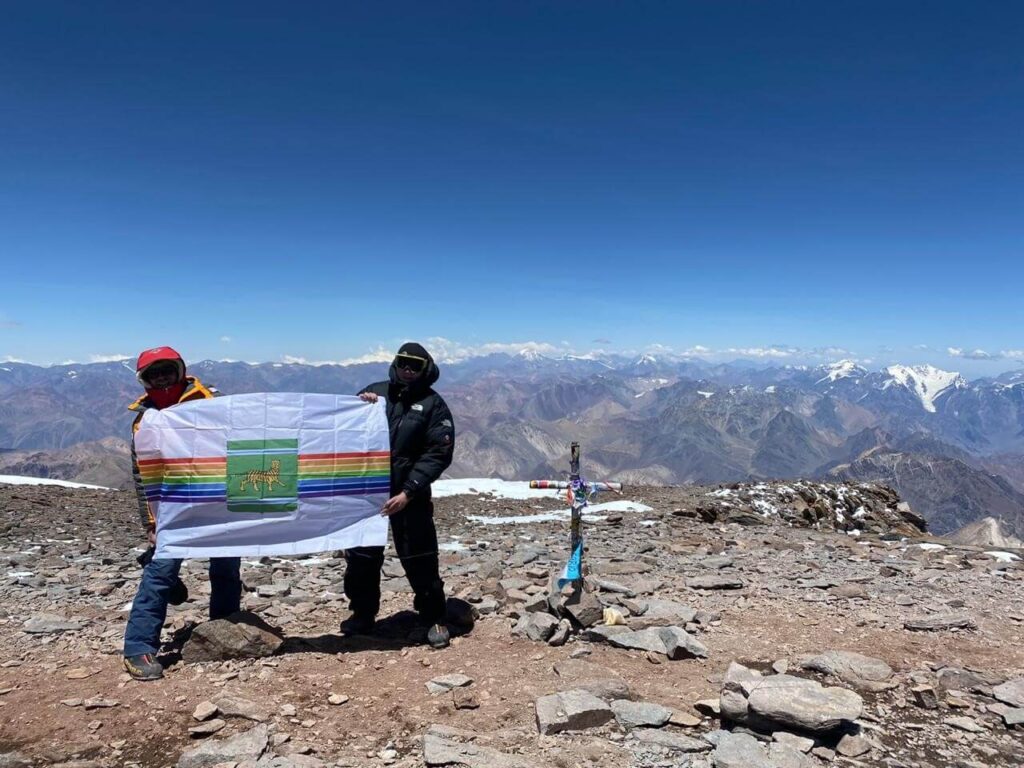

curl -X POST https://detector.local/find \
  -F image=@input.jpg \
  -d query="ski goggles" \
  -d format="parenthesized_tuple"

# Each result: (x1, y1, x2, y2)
(138, 360, 183, 386)
(394, 354, 427, 373)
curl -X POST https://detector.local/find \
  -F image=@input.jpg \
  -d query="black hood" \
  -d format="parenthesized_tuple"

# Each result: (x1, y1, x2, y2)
(388, 343, 440, 398)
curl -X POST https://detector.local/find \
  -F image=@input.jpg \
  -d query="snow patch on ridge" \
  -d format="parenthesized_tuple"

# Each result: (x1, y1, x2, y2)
(0, 475, 111, 490)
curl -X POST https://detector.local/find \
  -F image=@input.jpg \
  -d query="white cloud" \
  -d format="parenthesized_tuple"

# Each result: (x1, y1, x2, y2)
(280, 355, 344, 367)
(1002, 350, 1024, 359)
(89, 353, 130, 363)
(948, 347, 1001, 361)
(724, 346, 799, 358)
(423, 337, 566, 363)
(813, 346, 854, 358)
(1, 355, 27, 363)
(337, 348, 394, 365)
(220, 336, 232, 343)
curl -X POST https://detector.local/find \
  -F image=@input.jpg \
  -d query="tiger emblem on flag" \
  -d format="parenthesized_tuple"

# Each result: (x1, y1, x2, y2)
(239, 459, 283, 493)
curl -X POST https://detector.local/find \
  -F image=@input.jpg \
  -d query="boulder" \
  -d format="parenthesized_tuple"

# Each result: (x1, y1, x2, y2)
(712, 732, 772, 768)
(800, 650, 895, 691)
(564, 679, 631, 702)
(607, 626, 708, 659)
(630, 598, 697, 628)
(904, 614, 976, 632)
(426, 674, 473, 695)
(422, 727, 534, 768)
(524, 612, 559, 642)
(994, 678, 1024, 708)
(611, 699, 672, 728)
(548, 619, 572, 646)
(687, 575, 745, 591)
(535, 690, 614, 735)
(211, 694, 268, 722)
(182, 612, 283, 662)
(580, 625, 631, 642)
(22, 613, 82, 634)
(177, 724, 269, 768)
(563, 588, 604, 628)
(721, 662, 863, 735)
(631, 729, 711, 753)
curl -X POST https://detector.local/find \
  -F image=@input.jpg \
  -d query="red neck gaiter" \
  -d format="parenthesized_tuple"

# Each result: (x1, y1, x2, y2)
(146, 380, 187, 410)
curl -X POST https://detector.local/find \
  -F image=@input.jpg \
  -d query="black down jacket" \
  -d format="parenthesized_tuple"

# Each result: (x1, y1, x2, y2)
(358, 352, 455, 499)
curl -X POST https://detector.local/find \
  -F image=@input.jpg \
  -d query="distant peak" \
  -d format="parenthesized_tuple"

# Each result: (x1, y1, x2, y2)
(816, 359, 866, 384)
(884, 364, 966, 412)
(516, 348, 548, 361)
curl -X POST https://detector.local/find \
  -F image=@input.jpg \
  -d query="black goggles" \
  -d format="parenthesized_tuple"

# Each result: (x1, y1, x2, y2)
(139, 361, 182, 384)
(394, 354, 427, 373)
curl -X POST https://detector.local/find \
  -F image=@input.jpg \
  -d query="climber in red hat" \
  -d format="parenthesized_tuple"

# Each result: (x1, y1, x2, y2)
(122, 347, 241, 681)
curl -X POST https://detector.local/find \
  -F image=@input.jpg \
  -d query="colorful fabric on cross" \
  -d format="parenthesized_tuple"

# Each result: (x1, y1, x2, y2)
(558, 541, 583, 589)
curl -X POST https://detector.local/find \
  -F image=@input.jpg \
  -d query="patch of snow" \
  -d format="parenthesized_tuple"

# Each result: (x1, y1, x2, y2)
(466, 499, 652, 526)
(0, 475, 111, 490)
(697, 391, 714, 399)
(639, 520, 658, 527)
(590, 500, 654, 513)
(764, 385, 776, 394)
(440, 540, 469, 552)
(708, 489, 733, 498)
(853, 506, 867, 519)
(884, 364, 966, 413)
(432, 479, 561, 500)
(7, 571, 34, 578)
(467, 511, 605, 525)
(752, 499, 778, 517)
(917, 543, 947, 551)
(985, 551, 1020, 563)
(275, 556, 332, 566)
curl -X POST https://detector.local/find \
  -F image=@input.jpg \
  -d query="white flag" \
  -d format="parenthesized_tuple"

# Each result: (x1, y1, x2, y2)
(135, 393, 390, 559)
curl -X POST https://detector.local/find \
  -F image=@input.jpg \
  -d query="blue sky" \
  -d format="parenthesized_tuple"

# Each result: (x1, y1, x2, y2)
(1, 1, 1021, 375)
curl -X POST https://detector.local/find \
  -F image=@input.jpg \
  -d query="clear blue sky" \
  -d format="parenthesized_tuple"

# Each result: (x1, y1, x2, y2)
(1, 1, 1022, 374)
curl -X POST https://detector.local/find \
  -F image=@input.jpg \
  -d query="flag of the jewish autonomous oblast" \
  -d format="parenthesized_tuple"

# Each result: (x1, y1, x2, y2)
(134, 393, 391, 558)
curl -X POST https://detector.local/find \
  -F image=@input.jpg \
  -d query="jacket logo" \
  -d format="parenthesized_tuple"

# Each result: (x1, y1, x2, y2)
(411, 404, 424, 411)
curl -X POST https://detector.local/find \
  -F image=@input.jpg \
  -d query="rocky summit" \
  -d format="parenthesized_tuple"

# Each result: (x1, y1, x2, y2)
(0, 480, 1023, 767)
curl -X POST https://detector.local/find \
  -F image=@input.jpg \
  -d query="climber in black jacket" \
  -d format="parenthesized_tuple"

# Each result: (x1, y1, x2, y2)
(343, 342, 456, 648)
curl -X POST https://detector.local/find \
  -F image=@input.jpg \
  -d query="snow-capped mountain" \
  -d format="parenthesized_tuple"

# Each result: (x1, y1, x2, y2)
(816, 359, 868, 384)
(882, 364, 967, 413)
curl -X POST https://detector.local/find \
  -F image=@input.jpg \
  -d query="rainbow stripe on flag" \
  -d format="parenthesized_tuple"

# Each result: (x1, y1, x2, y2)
(138, 451, 391, 503)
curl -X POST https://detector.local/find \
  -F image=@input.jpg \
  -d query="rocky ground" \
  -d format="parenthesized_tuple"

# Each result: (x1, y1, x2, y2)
(0, 480, 1022, 768)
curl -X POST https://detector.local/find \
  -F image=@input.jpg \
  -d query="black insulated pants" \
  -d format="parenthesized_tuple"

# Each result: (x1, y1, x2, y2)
(343, 499, 446, 623)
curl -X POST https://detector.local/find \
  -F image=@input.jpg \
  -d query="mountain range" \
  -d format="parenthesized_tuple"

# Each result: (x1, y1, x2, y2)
(2, 353, 1023, 536)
